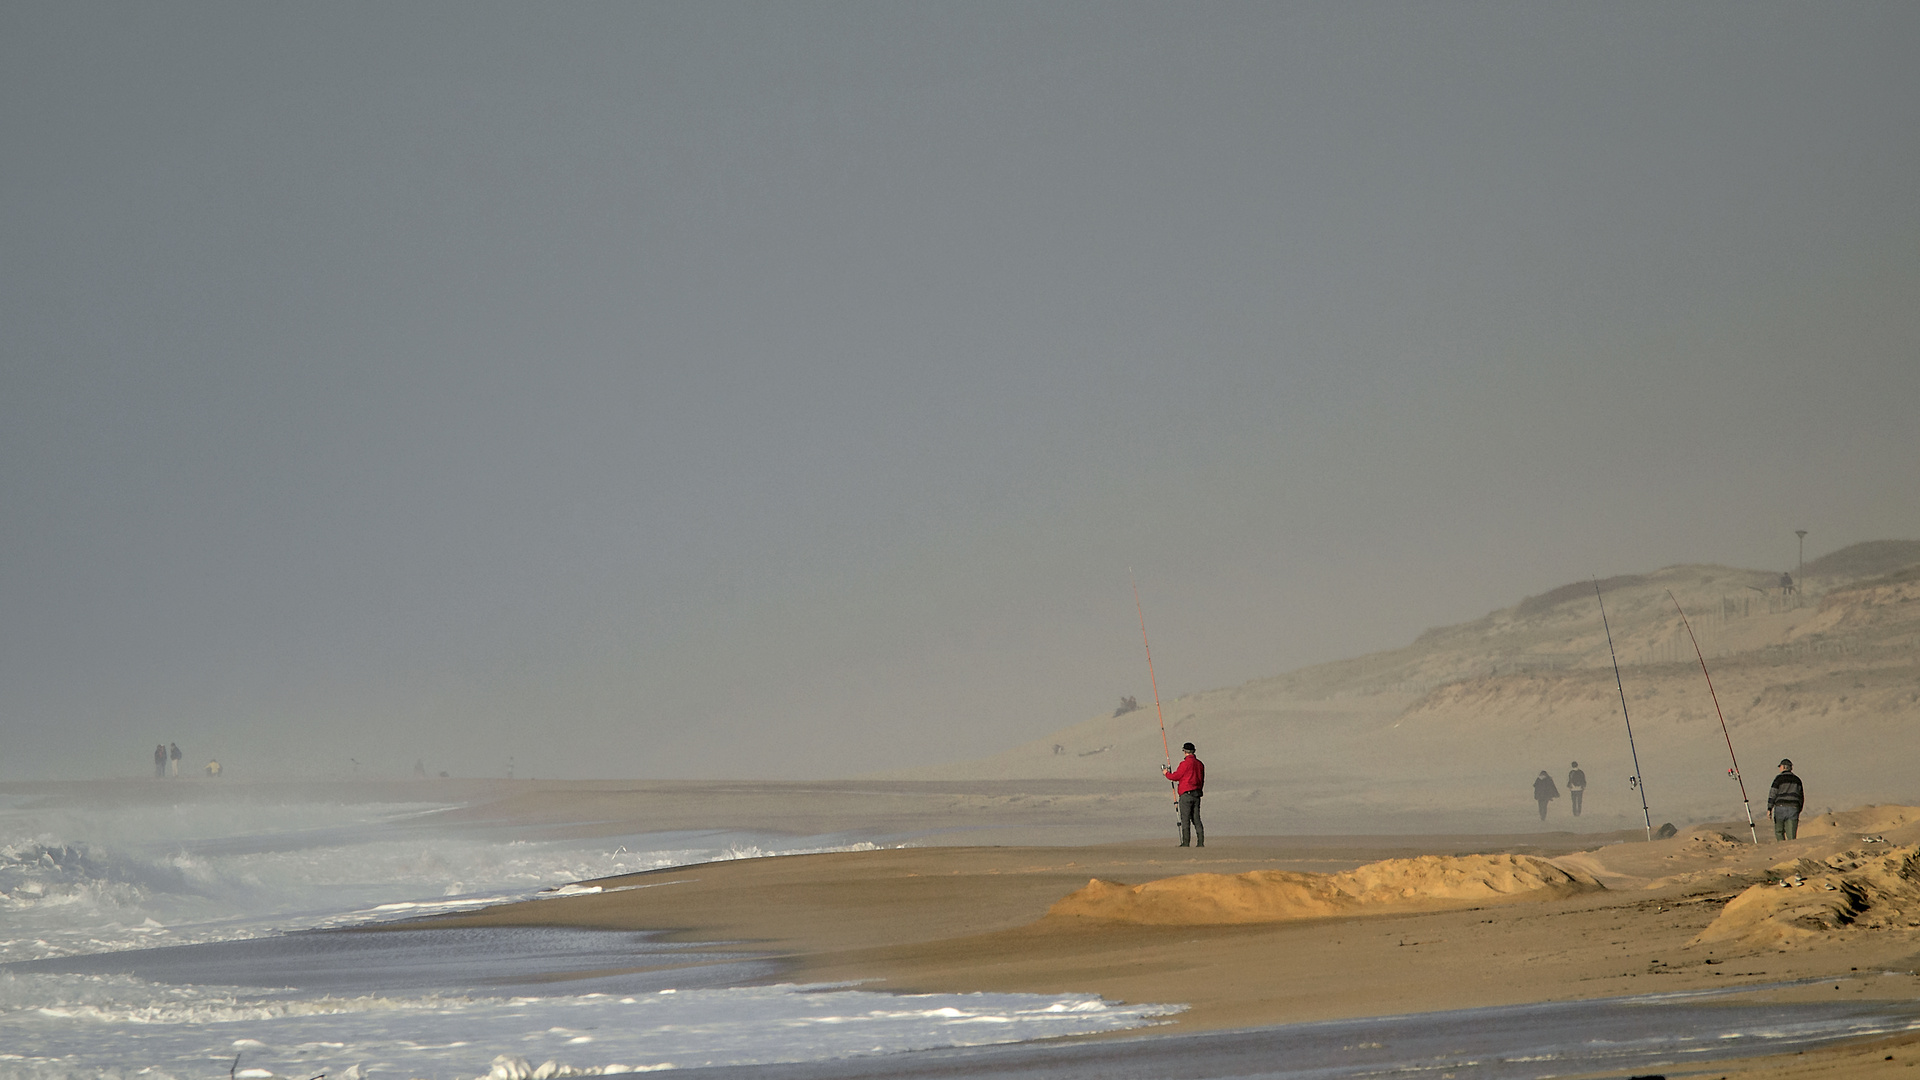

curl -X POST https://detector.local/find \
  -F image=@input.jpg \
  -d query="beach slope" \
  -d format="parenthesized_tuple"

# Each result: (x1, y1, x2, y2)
(408, 806, 1920, 1044)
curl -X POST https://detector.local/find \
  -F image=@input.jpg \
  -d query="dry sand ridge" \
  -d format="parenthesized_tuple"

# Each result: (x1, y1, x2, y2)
(1049, 852, 1600, 925)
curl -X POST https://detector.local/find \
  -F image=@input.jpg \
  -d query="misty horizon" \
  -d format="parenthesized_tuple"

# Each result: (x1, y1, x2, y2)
(4, 5, 1917, 781)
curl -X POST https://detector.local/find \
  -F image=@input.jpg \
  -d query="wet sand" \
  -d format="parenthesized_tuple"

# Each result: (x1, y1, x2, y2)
(7, 925, 773, 995)
(604, 994, 1920, 1079)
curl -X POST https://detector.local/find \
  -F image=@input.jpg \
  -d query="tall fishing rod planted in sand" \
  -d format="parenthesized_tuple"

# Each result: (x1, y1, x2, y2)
(1668, 590, 1759, 844)
(1595, 579, 1655, 842)
(1131, 570, 1179, 825)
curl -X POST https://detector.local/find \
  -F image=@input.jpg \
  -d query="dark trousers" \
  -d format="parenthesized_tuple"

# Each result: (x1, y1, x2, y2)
(1774, 811, 1799, 841)
(1178, 791, 1203, 847)
(1570, 789, 1583, 815)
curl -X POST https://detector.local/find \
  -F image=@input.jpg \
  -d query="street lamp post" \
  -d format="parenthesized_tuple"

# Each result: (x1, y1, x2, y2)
(1795, 530, 1807, 578)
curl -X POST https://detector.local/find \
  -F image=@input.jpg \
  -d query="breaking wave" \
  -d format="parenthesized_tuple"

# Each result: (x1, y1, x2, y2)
(0, 792, 1177, 1078)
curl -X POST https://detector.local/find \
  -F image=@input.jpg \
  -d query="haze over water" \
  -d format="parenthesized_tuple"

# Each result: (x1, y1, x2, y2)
(3, 5, 1917, 784)
(4, 7, 1920, 1077)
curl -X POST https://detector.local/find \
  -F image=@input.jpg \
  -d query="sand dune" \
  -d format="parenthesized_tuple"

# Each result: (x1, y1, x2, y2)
(1685, 806, 1920, 950)
(883, 543, 1920, 833)
(1048, 853, 1599, 925)
(1694, 841, 1920, 948)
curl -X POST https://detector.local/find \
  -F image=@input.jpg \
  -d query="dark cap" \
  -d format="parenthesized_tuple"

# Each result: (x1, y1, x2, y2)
(1182, 742, 1196, 753)
(1779, 758, 1793, 768)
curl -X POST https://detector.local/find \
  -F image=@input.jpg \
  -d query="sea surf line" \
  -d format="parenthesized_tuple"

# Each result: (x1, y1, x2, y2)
(0, 788, 1178, 1078)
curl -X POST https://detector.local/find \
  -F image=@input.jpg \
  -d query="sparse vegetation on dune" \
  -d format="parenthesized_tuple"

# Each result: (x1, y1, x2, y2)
(882, 542, 1920, 826)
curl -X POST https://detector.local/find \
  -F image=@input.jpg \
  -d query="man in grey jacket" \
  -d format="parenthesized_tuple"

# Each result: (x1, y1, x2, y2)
(1768, 759, 1804, 840)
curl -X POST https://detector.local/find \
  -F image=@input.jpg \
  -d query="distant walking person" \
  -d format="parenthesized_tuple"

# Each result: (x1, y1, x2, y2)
(154, 744, 167, 779)
(1163, 742, 1205, 847)
(168, 743, 181, 777)
(1567, 762, 1587, 816)
(1533, 770, 1560, 821)
(1769, 759, 1804, 840)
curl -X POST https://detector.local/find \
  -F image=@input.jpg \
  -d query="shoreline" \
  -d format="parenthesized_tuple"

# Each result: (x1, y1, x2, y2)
(396, 818, 1920, 1076)
(14, 777, 1919, 1075)
(403, 842, 1920, 1030)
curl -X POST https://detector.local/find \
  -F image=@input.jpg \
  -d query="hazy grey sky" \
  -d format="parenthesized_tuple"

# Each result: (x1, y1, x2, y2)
(4, 3, 1917, 780)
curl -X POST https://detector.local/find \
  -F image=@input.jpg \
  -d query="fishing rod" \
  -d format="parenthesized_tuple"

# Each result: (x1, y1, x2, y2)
(1595, 579, 1655, 841)
(1131, 570, 1178, 825)
(1668, 590, 1758, 844)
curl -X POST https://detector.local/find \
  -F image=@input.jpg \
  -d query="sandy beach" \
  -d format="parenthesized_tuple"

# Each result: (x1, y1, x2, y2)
(392, 792, 1920, 1077)
(7, 777, 1920, 1076)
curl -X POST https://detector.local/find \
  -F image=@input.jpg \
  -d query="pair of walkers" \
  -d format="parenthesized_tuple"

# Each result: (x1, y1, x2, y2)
(1533, 762, 1589, 820)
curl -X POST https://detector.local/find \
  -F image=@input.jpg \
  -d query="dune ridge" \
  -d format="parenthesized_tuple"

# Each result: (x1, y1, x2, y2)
(881, 543, 1920, 832)
(1694, 841, 1920, 948)
(1047, 852, 1600, 925)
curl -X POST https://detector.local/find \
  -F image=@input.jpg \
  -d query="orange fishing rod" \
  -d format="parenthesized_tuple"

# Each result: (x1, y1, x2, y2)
(1131, 571, 1178, 826)
(1131, 571, 1173, 769)
(1668, 590, 1758, 844)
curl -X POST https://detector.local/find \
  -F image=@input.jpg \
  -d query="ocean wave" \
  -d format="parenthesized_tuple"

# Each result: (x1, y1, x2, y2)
(0, 842, 162, 912)
(0, 793, 891, 965)
(0, 799, 1120, 1079)
(0, 972, 488, 1026)
(0, 977, 1176, 1079)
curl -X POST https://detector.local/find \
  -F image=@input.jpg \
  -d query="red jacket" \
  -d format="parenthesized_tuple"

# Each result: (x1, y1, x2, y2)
(1164, 754, 1204, 794)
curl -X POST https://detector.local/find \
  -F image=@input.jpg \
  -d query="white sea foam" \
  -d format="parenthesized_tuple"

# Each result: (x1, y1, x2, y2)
(0, 795, 880, 963)
(0, 793, 1176, 1078)
(0, 972, 1178, 1078)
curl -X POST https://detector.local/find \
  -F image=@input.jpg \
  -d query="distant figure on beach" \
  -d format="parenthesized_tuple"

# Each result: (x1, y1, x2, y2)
(1566, 762, 1586, 816)
(1769, 758, 1804, 840)
(413, 759, 428, 778)
(154, 744, 167, 779)
(204, 760, 221, 777)
(167, 743, 181, 777)
(1163, 742, 1205, 847)
(1779, 571, 1794, 594)
(1533, 770, 1560, 821)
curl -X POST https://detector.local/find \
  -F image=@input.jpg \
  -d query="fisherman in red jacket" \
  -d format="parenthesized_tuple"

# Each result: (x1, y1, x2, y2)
(1163, 742, 1205, 847)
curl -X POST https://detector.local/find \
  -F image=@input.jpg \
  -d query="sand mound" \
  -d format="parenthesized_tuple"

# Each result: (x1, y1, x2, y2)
(1048, 853, 1600, 926)
(1692, 842, 1920, 948)
(1796, 804, 1920, 838)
